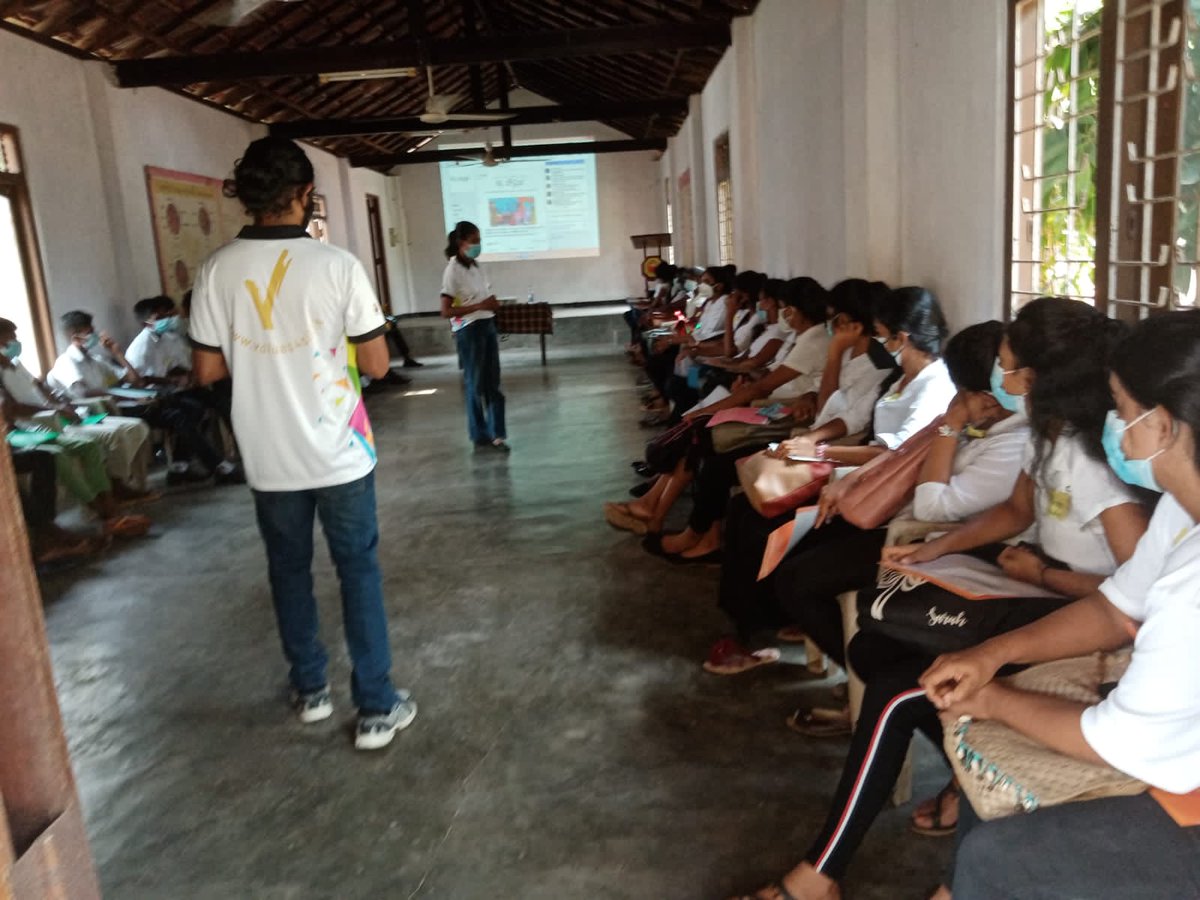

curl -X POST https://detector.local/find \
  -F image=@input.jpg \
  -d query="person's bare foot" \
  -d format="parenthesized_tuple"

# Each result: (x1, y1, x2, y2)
(626, 498, 654, 520)
(680, 526, 721, 559)
(911, 779, 960, 836)
(662, 528, 701, 555)
(729, 863, 841, 900)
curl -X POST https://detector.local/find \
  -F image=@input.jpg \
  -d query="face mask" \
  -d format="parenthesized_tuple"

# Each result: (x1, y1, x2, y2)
(82, 332, 100, 352)
(1, 339, 20, 360)
(465, 243, 482, 260)
(756, 309, 768, 324)
(696, 283, 714, 300)
(990, 360, 1026, 416)
(153, 316, 180, 335)
(1103, 409, 1165, 492)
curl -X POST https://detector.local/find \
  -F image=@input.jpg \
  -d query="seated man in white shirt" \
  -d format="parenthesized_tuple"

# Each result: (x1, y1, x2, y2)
(127, 296, 192, 383)
(3, 317, 153, 494)
(50, 309, 239, 486)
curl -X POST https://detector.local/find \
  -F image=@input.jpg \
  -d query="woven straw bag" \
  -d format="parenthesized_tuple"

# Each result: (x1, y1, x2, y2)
(946, 651, 1146, 821)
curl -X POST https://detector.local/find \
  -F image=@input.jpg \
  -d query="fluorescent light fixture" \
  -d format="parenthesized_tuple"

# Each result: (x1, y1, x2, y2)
(406, 136, 436, 153)
(318, 67, 419, 84)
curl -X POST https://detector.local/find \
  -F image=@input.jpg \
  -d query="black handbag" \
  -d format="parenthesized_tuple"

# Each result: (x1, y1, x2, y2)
(855, 546, 1075, 657)
(644, 417, 705, 474)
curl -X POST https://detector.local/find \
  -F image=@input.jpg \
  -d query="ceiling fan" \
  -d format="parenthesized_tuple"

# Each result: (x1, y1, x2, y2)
(420, 68, 516, 126)
(455, 141, 504, 168)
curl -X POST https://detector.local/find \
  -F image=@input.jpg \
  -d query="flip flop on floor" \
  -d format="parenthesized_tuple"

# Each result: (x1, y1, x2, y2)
(786, 705, 852, 738)
(703, 638, 781, 675)
(604, 502, 649, 535)
(910, 779, 960, 837)
(103, 514, 151, 539)
(776, 625, 809, 643)
(670, 548, 722, 565)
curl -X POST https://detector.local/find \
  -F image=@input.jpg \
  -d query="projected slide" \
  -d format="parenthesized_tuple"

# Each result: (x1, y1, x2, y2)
(440, 150, 600, 261)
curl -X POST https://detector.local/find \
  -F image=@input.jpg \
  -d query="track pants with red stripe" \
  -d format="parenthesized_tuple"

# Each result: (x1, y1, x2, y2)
(802, 663, 943, 878)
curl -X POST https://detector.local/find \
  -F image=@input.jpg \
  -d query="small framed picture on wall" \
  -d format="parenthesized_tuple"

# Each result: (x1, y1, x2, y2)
(308, 192, 329, 243)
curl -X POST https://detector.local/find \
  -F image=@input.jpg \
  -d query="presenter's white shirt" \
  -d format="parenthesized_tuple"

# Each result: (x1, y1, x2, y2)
(189, 225, 386, 492)
(1083, 492, 1200, 793)
(126, 328, 192, 378)
(441, 258, 494, 332)
(1022, 433, 1140, 575)
(47, 345, 125, 399)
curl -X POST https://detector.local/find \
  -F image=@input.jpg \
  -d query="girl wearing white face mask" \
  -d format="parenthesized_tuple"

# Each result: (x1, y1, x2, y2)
(921, 311, 1200, 900)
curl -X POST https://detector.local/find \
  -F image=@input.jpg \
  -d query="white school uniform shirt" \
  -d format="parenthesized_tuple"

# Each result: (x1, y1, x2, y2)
(0, 359, 49, 407)
(692, 294, 729, 341)
(910, 414, 1031, 522)
(1082, 492, 1200, 793)
(731, 309, 757, 354)
(746, 322, 788, 359)
(441, 257, 495, 333)
(769, 323, 832, 401)
(47, 345, 125, 399)
(871, 358, 957, 449)
(1022, 433, 1140, 575)
(189, 224, 386, 492)
(812, 344, 896, 435)
(125, 328, 191, 378)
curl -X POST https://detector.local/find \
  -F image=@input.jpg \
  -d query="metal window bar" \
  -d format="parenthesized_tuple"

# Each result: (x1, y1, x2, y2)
(1106, 0, 1196, 311)
(1012, 1, 1104, 311)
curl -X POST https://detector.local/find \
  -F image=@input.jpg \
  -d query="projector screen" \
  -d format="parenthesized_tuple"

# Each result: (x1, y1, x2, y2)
(439, 147, 600, 262)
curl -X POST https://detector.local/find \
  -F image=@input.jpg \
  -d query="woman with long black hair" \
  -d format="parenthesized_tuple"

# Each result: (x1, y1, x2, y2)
(441, 220, 508, 451)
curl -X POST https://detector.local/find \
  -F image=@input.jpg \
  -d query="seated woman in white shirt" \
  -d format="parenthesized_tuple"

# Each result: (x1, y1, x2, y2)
(924, 310, 1200, 900)
(726, 298, 1151, 900)
(606, 278, 832, 537)
(661, 282, 938, 563)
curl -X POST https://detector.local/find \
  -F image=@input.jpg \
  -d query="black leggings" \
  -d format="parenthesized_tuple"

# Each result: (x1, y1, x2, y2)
(801, 636, 942, 880)
(771, 523, 887, 668)
(687, 443, 768, 533)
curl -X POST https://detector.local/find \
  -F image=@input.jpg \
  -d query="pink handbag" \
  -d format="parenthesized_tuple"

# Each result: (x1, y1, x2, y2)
(736, 453, 833, 518)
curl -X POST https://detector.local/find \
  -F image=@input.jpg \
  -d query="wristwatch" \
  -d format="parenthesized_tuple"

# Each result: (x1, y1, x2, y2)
(937, 423, 961, 439)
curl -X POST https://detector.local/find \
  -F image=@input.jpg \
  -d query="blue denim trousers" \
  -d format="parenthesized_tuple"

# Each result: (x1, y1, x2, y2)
(252, 472, 398, 714)
(455, 319, 507, 443)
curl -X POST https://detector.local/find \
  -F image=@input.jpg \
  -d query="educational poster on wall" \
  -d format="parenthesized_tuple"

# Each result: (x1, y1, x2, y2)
(145, 166, 250, 299)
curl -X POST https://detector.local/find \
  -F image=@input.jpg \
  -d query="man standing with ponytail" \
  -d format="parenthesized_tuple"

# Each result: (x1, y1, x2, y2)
(189, 137, 417, 751)
(441, 220, 509, 451)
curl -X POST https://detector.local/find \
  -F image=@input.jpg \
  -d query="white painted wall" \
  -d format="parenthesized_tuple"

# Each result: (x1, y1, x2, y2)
(396, 90, 665, 312)
(659, 0, 1009, 328)
(0, 29, 412, 357)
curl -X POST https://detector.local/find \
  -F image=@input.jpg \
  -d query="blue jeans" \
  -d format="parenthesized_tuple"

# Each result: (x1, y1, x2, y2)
(252, 472, 398, 714)
(455, 319, 506, 443)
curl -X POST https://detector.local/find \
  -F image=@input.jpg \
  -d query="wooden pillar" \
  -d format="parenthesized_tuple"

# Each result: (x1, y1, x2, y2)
(0, 439, 100, 899)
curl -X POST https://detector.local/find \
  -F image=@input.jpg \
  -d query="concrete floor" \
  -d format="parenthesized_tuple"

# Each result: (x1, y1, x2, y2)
(40, 349, 951, 899)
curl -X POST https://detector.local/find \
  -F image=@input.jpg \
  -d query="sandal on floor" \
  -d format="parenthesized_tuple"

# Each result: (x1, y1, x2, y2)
(103, 514, 151, 539)
(670, 548, 722, 565)
(776, 625, 809, 643)
(604, 502, 648, 535)
(703, 638, 781, 675)
(641, 532, 670, 558)
(786, 705, 852, 738)
(910, 779, 960, 837)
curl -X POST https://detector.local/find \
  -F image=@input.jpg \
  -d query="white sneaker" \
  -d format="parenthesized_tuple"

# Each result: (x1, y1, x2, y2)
(355, 693, 418, 750)
(292, 686, 333, 724)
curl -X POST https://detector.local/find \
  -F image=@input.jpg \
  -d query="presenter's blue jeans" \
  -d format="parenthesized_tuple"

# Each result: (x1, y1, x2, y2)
(455, 318, 507, 443)
(252, 472, 398, 714)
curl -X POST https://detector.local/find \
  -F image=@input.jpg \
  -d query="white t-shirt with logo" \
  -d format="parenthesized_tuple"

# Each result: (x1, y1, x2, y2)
(189, 226, 386, 492)
(441, 258, 495, 332)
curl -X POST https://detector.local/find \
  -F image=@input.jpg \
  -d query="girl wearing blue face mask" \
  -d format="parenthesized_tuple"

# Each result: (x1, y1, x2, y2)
(919, 312, 1200, 900)
(441, 220, 508, 451)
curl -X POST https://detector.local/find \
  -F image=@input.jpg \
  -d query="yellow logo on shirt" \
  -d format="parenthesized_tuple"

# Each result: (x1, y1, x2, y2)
(245, 250, 292, 330)
(1046, 488, 1072, 520)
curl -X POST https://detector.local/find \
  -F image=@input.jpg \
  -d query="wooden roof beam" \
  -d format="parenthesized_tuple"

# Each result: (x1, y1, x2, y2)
(351, 137, 667, 169)
(269, 97, 689, 139)
(113, 21, 731, 87)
